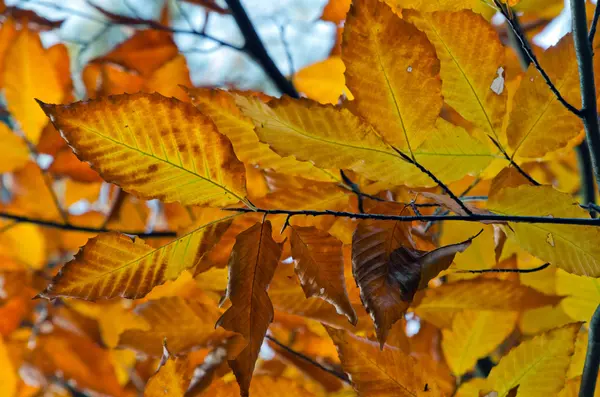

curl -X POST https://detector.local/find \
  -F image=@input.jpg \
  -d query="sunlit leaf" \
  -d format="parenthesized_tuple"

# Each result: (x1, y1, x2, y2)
(0, 335, 16, 397)
(144, 345, 191, 397)
(40, 93, 247, 206)
(293, 56, 351, 104)
(0, 123, 28, 173)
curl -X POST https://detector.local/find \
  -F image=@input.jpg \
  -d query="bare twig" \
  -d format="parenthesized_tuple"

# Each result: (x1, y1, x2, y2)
(456, 262, 550, 274)
(488, 136, 540, 186)
(580, 304, 600, 397)
(589, 1, 600, 47)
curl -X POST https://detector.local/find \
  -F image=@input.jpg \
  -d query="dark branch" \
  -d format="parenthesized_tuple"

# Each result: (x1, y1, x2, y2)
(266, 335, 350, 383)
(577, 143, 597, 218)
(0, 211, 176, 238)
(580, 304, 600, 397)
(224, 0, 299, 97)
(456, 262, 550, 274)
(488, 136, 540, 186)
(494, 0, 581, 116)
(392, 147, 472, 215)
(224, 206, 600, 227)
(589, 1, 600, 47)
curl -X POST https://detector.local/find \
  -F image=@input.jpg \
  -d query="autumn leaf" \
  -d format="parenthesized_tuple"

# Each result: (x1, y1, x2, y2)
(203, 377, 316, 397)
(215, 221, 282, 396)
(184, 88, 337, 182)
(488, 185, 600, 276)
(119, 296, 235, 356)
(144, 344, 191, 397)
(293, 56, 352, 104)
(39, 92, 248, 206)
(0, 335, 16, 397)
(4, 27, 63, 144)
(384, 0, 496, 17)
(327, 327, 444, 396)
(485, 323, 580, 397)
(352, 220, 476, 346)
(0, 123, 29, 173)
(290, 225, 357, 325)
(404, 10, 507, 143)
(343, 0, 442, 151)
(39, 214, 234, 300)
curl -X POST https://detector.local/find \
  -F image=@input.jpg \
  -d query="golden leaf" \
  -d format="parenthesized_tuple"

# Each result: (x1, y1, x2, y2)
(5, 27, 63, 144)
(327, 327, 444, 396)
(485, 323, 580, 397)
(384, 0, 496, 17)
(0, 123, 29, 173)
(144, 345, 191, 397)
(488, 185, 600, 276)
(343, 0, 442, 150)
(39, 214, 234, 300)
(215, 221, 282, 395)
(39, 92, 247, 206)
(290, 225, 357, 325)
(556, 269, 600, 322)
(293, 56, 352, 104)
(203, 376, 316, 397)
(0, 336, 16, 397)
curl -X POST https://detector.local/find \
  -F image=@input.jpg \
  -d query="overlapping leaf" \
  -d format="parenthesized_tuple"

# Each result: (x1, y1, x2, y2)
(39, 93, 247, 206)
(144, 345, 191, 397)
(488, 185, 600, 276)
(343, 0, 442, 150)
(0, 124, 29, 173)
(327, 327, 444, 396)
(485, 323, 580, 397)
(39, 214, 234, 300)
(216, 221, 282, 396)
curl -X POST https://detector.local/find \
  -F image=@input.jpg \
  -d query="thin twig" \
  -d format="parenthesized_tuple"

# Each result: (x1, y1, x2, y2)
(266, 335, 350, 383)
(589, 1, 600, 47)
(0, 211, 176, 238)
(224, 0, 299, 97)
(488, 136, 540, 186)
(580, 304, 600, 397)
(224, 206, 600, 227)
(456, 262, 550, 274)
(392, 147, 473, 215)
(577, 143, 597, 217)
(494, 0, 581, 116)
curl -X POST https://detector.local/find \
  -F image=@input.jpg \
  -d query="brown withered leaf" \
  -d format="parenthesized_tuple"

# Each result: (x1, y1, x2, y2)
(39, 215, 234, 300)
(352, 220, 477, 347)
(119, 296, 235, 356)
(327, 327, 444, 396)
(290, 225, 357, 325)
(216, 221, 282, 396)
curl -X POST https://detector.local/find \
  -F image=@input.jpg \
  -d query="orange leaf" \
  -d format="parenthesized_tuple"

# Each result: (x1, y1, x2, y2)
(216, 221, 282, 395)
(327, 327, 445, 396)
(290, 225, 357, 325)
(48, 148, 103, 183)
(144, 344, 191, 397)
(144, 54, 192, 101)
(352, 220, 475, 346)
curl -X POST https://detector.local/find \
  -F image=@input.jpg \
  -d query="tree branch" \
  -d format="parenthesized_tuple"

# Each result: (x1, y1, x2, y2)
(456, 263, 550, 274)
(577, 142, 597, 217)
(580, 304, 600, 397)
(224, 0, 299, 97)
(0, 211, 176, 238)
(589, 1, 600, 47)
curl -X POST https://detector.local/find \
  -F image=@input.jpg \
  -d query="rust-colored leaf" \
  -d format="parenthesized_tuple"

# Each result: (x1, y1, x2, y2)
(216, 221, 282, 396)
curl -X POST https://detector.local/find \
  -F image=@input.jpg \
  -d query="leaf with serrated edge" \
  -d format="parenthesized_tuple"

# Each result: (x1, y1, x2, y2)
(485, 323, 580, 397)
(343, 0, 442, 151)
(327, 327, 444, 396)
(290, 225, 357, 325)
(39, 92, 247, 206)
(488, 185, 600, 276)
(39, 214, 235, 300)
(216, 221, 282, 396)
(119, 296, 234, 356)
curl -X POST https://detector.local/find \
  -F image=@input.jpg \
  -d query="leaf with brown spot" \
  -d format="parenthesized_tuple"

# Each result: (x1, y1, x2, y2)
(39, 93, 248, 206)
(352, 220, 476, 347)
(327, 327, 445, 396)
(215, 221, 282, 396)
(39, 214, 235, 300)
(290, 225, 357, 325)
(119, 296, 236, 356)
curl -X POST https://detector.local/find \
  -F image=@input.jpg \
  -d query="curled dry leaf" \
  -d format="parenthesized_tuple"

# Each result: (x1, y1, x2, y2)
(215, 221, 282, 396)
(352, 220, 478, 347)
(290, 225, 357, 325)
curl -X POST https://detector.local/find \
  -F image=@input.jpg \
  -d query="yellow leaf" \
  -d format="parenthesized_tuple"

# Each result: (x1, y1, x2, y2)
(144, 347, 191, 397)
(237, 95, 493, 187)
(404, 10, 507, 142)
(556, 269, 600, 322)
(119, 296, 234, 356)
(293, 56, 352, 104)
(486, 323, 580, 397)
(184, 88, 337, 182)
(0, 224, 46, 270)
(384, 0, 496, 18)
(414, 278, 561, 328)
(216, 221, 282, 395)
(0, 18, 18, 88)
(204, 376, 316, 397)
(39, 214, 235, 300)
(144, 54, 192, 101)
(5, 27, 63, 144)
(0, 124, 28, 173)
(39, 93, 247, 206)
(442, 310, 518, 375)
(508, 35, 592, 158)
(0, 336, 16, 397)
(488, 185, 600, 276)
(343, 0, 442, 150)
(290, 225, 357, 325)
(327, 327, 445, 396)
